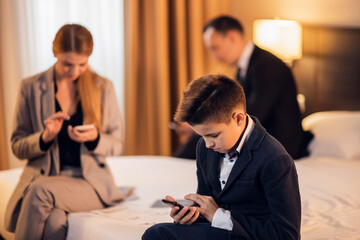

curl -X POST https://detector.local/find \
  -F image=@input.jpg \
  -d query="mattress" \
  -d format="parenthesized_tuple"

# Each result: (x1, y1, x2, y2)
(1, 155, 359, 239)
(0, 168, 23, 240)
(67, 156, 197, 240)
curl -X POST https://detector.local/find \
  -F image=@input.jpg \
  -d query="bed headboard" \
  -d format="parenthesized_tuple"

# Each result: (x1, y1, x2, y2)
(292, 25, 360, 116)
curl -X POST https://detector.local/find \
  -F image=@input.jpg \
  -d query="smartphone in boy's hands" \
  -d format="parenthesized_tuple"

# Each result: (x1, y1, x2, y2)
(74, 124, 95, 132)
(162, 199, 186, 211)
(162, 199, 205, 220)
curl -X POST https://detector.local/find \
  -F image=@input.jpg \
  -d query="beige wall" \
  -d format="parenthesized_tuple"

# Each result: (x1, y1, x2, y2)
(230, 0, 360, 41)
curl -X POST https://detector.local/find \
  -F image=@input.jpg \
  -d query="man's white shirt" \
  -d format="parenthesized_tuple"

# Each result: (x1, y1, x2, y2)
(237, 42, 255, 80)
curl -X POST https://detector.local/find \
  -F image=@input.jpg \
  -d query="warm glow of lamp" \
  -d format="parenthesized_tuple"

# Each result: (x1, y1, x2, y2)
(253, 19, 302, 64)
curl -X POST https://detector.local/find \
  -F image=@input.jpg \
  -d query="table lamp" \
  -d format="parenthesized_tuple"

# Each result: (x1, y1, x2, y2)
(253, 19, 302, 66)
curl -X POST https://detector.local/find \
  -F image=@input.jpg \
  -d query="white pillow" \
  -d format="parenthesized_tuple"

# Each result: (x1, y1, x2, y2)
(302, 111, 360, 159)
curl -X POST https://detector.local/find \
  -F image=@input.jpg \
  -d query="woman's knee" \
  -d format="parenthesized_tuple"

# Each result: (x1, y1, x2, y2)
(26, 177, 51, 193)
(24, 178, 54, 207)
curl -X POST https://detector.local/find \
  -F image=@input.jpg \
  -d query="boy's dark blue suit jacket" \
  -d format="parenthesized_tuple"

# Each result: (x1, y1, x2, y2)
(195, 116, 301, 240)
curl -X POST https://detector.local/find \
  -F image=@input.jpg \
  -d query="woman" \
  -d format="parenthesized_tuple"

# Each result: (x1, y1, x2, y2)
(5, 24, 124, 240)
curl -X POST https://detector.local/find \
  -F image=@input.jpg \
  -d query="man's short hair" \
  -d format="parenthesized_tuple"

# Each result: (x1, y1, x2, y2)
(174, 75, 246, 125)
(203, 16, 244, 34)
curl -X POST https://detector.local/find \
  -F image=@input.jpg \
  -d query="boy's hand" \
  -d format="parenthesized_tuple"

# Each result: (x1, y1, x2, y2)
(165, 195, 200, 225)
(184, 193, 219, 223)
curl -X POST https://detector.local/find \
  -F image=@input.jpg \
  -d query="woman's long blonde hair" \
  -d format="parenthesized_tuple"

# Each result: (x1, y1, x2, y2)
(53, 24, 103, 130)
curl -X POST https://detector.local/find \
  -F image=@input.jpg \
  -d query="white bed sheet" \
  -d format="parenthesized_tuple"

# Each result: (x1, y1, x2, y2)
(0, 168, 23, 240)
(295, 157, 360, 239)
(1, 155, 360, 240)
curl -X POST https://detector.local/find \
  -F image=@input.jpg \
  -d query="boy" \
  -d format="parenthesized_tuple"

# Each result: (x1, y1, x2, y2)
(142, 75, 301, 240)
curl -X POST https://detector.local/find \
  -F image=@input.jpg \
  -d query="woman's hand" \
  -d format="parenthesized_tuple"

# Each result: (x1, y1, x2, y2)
(67, 124, 98, 143)
(185, 193, 219, 223)
(166, 195, 200, 225)
(42, 111, 70, 143)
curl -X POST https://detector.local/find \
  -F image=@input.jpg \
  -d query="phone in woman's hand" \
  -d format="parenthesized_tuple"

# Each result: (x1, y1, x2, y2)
(74, 124, 95, 132)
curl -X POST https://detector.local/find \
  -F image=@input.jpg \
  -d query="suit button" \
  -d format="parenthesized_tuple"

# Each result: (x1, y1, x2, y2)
(99, 163, 105, 168)
(40, 169, 45, 175)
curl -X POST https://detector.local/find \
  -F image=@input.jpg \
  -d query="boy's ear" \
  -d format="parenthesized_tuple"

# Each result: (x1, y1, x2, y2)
(232, 111, 245, 126)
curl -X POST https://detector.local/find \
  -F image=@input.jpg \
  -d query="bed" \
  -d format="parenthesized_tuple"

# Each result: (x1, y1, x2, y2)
(1, 111, 360, 240)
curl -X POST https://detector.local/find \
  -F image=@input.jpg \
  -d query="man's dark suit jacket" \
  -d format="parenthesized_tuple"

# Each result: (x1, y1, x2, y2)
(173, 133, 201, 159)
(196, 116, 301, 240)
(240, 45, 313, 159)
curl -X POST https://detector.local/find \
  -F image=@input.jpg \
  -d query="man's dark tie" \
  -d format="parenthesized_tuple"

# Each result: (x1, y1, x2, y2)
(236, 68, 246, 88)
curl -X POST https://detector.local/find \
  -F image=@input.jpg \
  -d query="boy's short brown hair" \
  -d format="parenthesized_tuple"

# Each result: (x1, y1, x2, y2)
(174, 75, 246, 125)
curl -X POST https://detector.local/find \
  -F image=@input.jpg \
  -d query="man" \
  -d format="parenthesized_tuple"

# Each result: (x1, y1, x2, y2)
(203, 16, 313, 159)
(142, 75, 301, 240)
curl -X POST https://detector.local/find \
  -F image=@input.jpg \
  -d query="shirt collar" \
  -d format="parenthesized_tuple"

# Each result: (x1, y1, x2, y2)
(237, 42, 255, 79)
(224, 114, 255, 159)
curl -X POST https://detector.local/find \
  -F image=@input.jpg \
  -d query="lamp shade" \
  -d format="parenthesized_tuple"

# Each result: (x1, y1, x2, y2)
(253, 19, 302, 62)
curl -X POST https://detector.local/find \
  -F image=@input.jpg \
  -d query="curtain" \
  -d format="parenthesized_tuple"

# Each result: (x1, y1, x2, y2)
(123, 0, 233, 156)
(11, 0, 125, 114)
(0, 0, 18, 169)
(0, 62, 8, 170)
